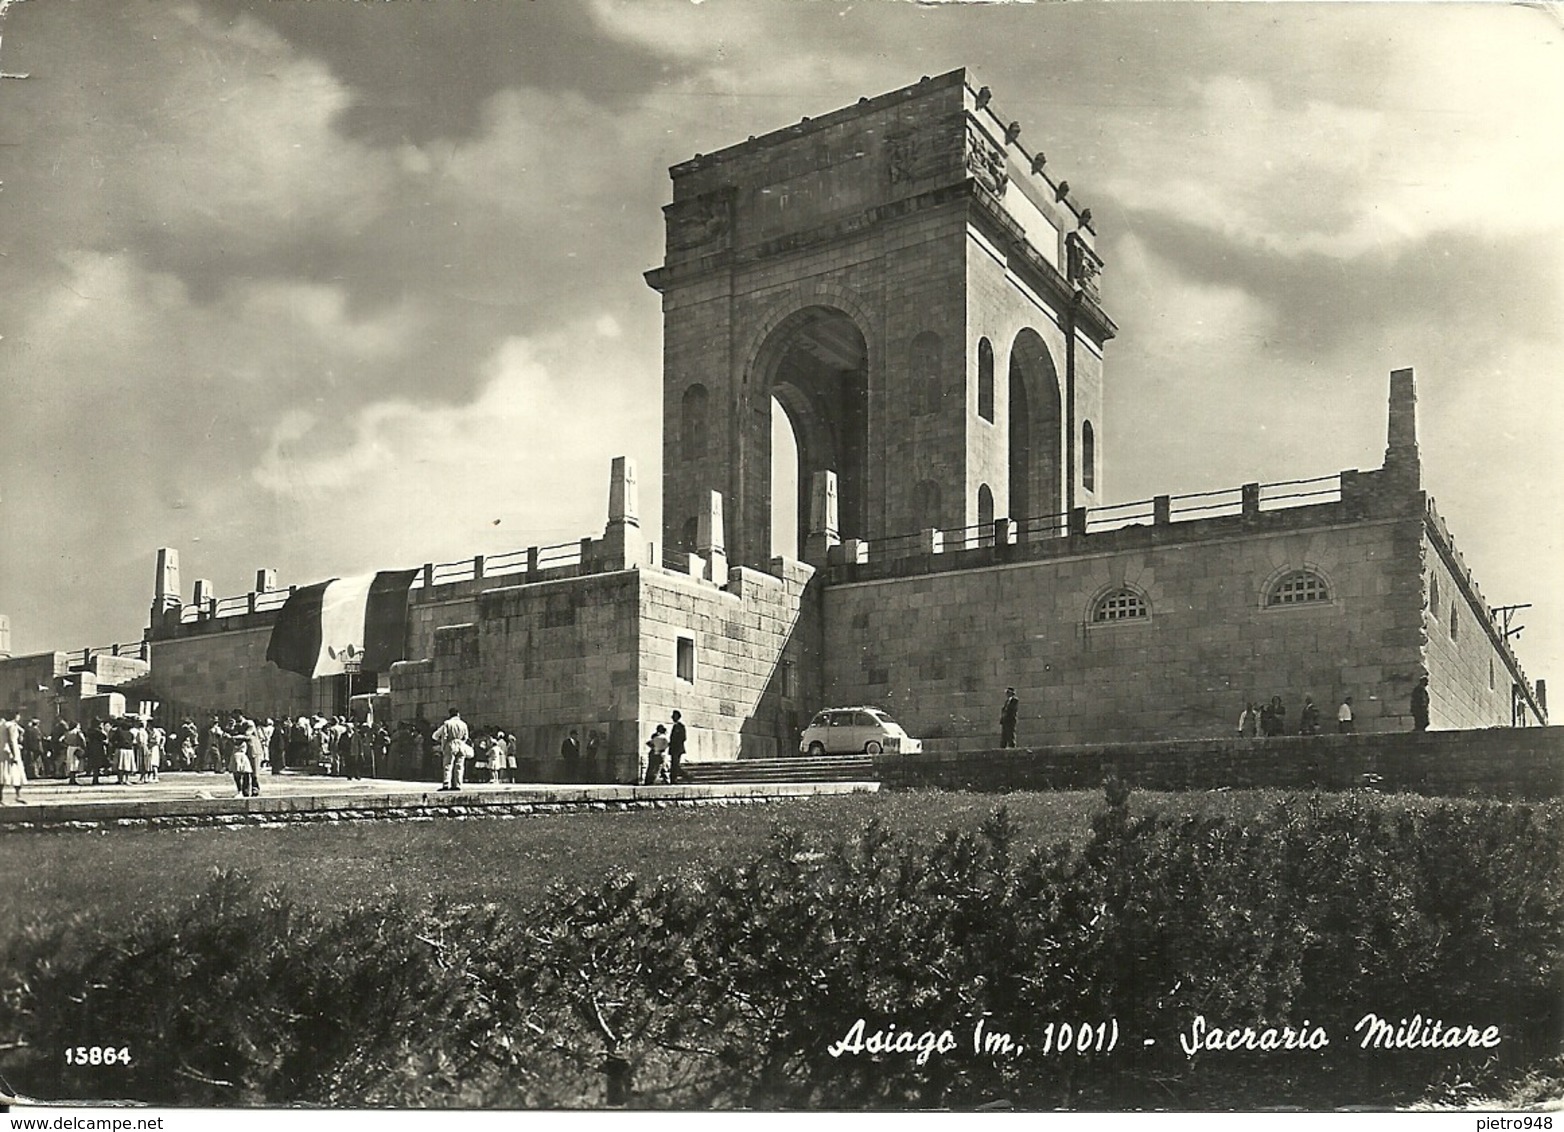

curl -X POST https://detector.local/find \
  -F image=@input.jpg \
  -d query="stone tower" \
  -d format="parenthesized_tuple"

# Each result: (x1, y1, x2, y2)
(646, 69, 1116, 568)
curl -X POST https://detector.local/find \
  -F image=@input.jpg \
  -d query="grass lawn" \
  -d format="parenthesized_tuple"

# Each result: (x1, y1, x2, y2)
(7, 786, 1518, 941)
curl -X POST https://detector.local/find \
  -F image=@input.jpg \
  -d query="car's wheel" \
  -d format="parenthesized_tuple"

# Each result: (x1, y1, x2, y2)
(864, 740, 883, 755)
(807, 741, 825, 756)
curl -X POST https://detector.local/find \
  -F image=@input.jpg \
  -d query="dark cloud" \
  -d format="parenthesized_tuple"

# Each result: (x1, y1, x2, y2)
(200, 0, 692, 146)
(1124, 208, 1563, 359)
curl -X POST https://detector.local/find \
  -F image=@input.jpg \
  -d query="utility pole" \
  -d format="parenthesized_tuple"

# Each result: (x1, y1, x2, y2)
(1490, 603, 1531, 642)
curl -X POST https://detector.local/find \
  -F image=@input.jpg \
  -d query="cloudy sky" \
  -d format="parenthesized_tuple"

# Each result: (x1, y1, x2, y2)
(1, 1, 1560, 693)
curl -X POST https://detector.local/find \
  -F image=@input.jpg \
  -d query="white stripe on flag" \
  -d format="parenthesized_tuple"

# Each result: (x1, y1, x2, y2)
(313, 573, 376, 678)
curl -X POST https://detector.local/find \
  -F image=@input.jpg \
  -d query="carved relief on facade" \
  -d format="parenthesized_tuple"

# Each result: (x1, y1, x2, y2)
(1067, 231, 1104, 303)
(666, 192, 732, 253)
(885, 129, 942, 186)
(965, 121, 1009, 198)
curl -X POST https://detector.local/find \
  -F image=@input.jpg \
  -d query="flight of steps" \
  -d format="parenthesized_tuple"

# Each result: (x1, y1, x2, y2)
(679, 755, 880, 785)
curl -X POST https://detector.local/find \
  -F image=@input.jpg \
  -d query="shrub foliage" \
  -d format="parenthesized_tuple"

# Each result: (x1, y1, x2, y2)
(2, 787, 1560, 1109)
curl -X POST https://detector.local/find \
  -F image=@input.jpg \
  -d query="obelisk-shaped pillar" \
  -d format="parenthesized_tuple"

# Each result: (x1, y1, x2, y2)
(803, 470, 840, 567)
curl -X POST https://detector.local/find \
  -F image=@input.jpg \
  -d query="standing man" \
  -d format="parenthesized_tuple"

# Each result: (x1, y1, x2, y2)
(1262, 696, 1287, 737)
(1337, 696, 1355, 734)
(1000, 687, 1020, 749)
(667, 710, 688, 783)
(372, 723, 390, 780)
(1411, 677, 1431, 732)
(1298, 697, 1321, 736)
(434, 707, 471, 792)
(22, 718, 44, 780)
(560, 728, 581, 767)
(227, 711, 256, 799)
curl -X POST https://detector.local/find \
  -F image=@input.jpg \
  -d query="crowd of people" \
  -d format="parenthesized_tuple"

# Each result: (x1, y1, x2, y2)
(1237, 695, 1351, 737)
(0, 708, 173, 799)
(0, 708, 406, 801)
(428, 707, 690, 790)
(1237, 683, 1431, 736)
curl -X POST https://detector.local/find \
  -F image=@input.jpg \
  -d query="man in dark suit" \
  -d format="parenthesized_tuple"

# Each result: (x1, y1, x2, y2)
(1000, 687, 1020, 749)
(667, 711, 688, 782)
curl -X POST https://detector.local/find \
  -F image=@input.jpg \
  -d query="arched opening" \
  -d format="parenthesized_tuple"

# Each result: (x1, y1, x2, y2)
(1082, 420, 1096, 493)
(977, 483, 994, 547)
(1008, 328, 1063, 534)
(755, 306, 869, 560)
(770, 398, 801, 559)
(1009, 356, 1031, 521)
(977, 337, 995, 422)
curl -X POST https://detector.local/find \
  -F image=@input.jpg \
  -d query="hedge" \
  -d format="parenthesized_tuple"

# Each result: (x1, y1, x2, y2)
(2, 785, 1559, 1109)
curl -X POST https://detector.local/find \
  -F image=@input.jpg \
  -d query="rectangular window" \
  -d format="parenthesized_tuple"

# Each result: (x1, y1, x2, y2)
(676, 636, 696, 683)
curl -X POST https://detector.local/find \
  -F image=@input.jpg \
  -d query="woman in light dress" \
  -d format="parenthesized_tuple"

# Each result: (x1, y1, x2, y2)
(491, 729, 513, 785)
(228, 715, 256, 798)
(1, 708, 27, 803)
(147, 723, 164, 782)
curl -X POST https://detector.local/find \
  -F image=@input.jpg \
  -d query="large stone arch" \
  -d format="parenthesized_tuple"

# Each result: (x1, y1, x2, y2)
(742, 300, 873, 562)
(1008, 327, 1064, 535)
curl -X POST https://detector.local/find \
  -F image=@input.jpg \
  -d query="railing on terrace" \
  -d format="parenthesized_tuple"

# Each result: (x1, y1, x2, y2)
(178, 586, 292, 624)
(409, 537, 586, 590)
(68, 640, 151, 667)
(851, 472, 1348, 565)
(163, 538, 597, 631)
(1258, 474, 1342, 509)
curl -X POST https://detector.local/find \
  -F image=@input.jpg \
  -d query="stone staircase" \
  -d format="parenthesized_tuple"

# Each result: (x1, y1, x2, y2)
(679, 755, 881, 785)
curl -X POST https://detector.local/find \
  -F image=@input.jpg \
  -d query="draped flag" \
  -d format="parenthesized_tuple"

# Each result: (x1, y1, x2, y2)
(265, 569, 420, 679)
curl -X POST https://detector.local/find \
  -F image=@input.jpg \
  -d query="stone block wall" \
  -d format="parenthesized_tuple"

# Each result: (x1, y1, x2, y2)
(873, 726, 1564, 802)
(822, 516, 1421, 747)
(148, 624, 312, 726)
(389, 560, 821, 782)
(875, 213, 972, 539)
(86, 653, 150, 687)
(391, 572, 644, 780)
(1421, 521, 1535, 729)
(637, 559, 821, 763)
(966, 226, 1078, 529)
(0, 652, 70, 727)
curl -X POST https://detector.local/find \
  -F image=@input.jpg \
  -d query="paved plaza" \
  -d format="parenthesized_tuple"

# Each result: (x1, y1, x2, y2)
(0, 770, 877, 830)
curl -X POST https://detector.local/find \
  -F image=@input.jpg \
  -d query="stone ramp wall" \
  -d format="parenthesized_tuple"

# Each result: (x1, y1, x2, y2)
(873, 726, 1564, 801)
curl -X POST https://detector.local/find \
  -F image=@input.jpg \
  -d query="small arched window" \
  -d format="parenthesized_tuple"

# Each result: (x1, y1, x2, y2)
(910, 332, 943, 417)
(1450, 605, 1459, 640)
(1082, 420, 1096, 492)
(681, 384, 709, 461)
(912, 479, 942, 531)
(1267, 569, 1330, 607)
(1093, 587, 1149, 622)
(977, 337, 995, 423)
(977, 483, 994, 547)
(1429, 574, 1440, 612)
